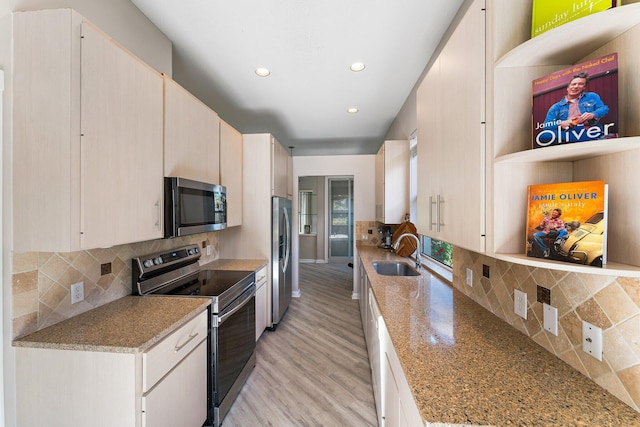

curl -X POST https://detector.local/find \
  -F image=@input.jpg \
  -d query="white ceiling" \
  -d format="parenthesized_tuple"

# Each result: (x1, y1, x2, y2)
(131, 0, 465, 156)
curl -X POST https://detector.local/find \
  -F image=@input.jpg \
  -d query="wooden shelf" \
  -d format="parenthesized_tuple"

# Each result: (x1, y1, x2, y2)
(494, 253, 640, 277)
(496, 4, 640, 68)
(495, 136, 640, 163)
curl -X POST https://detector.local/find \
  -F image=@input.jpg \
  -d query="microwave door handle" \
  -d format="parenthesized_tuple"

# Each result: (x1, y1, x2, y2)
(283, 208, 291, 272)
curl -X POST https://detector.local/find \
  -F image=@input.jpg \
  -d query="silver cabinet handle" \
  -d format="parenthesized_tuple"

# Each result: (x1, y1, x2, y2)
(154, 199, 161, 230)
(174, 332, 199, 353)
(436, 194, 444, 232)
(429, 196, 436, 231)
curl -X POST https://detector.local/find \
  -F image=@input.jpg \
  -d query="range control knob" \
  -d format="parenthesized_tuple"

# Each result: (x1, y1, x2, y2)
(188, 247, 199, 255)
(153, 256, 163, 265)
(143, 259, 154, 268)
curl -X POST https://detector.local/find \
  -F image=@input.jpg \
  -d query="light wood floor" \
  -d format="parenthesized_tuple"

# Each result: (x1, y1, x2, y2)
(222, 262, 378, 426)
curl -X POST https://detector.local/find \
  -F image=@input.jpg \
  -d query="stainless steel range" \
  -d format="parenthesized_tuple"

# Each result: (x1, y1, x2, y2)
(133, 244, 256, 427)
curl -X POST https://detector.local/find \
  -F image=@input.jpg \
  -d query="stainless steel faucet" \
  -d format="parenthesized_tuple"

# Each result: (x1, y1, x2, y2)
(392, 233, 421, 269)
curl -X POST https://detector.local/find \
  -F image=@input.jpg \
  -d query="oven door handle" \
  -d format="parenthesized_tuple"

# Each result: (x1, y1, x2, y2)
(214, 287, 256, 327)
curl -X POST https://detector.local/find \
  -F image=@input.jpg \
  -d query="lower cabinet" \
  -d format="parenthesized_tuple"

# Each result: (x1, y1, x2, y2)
(255, 265, 268, 341)
(16, 309, 208, 427)
(359, 256, 422, 427)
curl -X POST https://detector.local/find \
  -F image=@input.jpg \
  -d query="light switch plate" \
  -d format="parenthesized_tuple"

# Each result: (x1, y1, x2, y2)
(466, 268, 473, 287)
(514, 289, 527, 319)
(543, 303, 558, 336)
(582, 321, 603, 361)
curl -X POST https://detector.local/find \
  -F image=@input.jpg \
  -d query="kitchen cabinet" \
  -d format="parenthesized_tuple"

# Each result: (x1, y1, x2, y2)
(489, 1, 640, 275)
(382, 326, 421, 427)
(13, 9, 163, 252)
(255, 265, 268, 341)
(375, 140, 409, 224)
(272, 136, 292, 199)
(359, 252, 423, 427)
(15, 306, 208, 427)
(220, 119, 243, 227)
(416, 0, 486, 253)
(163, 75, 220, 185)
(219, 133, 290, 327)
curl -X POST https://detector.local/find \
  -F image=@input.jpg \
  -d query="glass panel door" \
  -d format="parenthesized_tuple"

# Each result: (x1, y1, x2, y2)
(328, 178, 354, 261)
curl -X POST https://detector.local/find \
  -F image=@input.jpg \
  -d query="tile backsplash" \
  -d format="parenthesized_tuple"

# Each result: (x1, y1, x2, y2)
(12, 233, 220, 339)
(452, 246, 640, 412)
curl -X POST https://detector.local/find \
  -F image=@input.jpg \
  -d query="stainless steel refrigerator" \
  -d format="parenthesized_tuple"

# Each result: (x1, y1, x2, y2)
(271, 196, 292, 329)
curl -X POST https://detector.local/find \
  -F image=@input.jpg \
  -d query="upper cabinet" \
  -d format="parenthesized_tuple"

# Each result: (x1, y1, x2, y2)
(220, 120, 243, 227)
(375, 140, 409, 224)
(271, 136, 292, 199)
(163, 75, 220, 185)
(488, 1, 640, 274)
(417, 0, 486, 253)
(13, 9, 164, 252)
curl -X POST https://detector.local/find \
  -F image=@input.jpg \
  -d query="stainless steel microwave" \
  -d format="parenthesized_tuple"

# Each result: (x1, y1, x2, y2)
(164, 177, 227, 238)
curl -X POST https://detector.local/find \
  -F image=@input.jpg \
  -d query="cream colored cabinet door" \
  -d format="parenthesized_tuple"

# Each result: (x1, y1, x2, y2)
(163, 75, 220, 184)
(376, 140, 409, 224)
(220, 120, 243, 227)
(80, 22, 164, 248)
(13, 10, 163, 252)
(417, 1, 486, 252)
(254, 266, 268, 341)
(271, 137, 289, 198)
(142, 340, 207, 427)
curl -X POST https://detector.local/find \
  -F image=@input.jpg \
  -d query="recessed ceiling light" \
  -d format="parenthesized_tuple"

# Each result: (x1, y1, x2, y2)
(350, 62, 365, 72)
(255, 68, 271, 77)
(347, 107, 359, 114)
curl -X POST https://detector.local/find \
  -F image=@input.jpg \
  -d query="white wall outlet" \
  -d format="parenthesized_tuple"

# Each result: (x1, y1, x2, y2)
(70, 281, 84, 304)
(582, 321, 603, 361)
(465, 268, 473, 287)
(514, 289, 527, 319)
(543, 303, 558, 336)
(206, 245, 212, 256)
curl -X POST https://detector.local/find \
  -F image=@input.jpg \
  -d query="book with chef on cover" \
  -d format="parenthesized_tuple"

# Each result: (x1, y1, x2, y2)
(532, 53, 618, 149)
(531, 0, 617, 38)
(525, 180, 608, 267)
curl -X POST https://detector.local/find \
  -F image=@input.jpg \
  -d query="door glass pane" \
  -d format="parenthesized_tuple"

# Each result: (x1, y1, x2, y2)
(329, 178, 353, 260)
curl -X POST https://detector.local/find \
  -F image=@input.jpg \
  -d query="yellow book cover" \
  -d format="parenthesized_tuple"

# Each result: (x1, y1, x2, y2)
(525, 180, 607, 267)
(531, 0, 617, 38)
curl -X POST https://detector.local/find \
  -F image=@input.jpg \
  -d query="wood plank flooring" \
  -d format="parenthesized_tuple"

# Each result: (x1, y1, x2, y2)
(222, 263, 378, 426)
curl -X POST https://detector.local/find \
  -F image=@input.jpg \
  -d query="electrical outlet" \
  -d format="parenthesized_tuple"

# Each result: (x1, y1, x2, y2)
(70, 282, 84, 304)
(206, 245, 212, 256)
(514, 289, 527, 319)
(543, 303, 558, 336)
(582, 321, 603, 361)
(465, 268, 473, 287)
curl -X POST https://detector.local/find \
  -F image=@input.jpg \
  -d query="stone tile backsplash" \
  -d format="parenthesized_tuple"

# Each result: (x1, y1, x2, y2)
(452, 246, 640, 412)
(12, 233, 220, 339)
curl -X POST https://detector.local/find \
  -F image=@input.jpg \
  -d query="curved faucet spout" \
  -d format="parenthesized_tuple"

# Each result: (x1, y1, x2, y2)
(391, 233, 421, 270)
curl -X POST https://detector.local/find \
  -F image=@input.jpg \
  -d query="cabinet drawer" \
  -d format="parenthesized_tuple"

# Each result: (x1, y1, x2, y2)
(143, 309, 208, 392)
(255, 266, 267, 287)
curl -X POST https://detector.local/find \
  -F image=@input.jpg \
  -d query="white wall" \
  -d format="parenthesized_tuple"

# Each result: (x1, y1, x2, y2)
(291, 155, 375, 297)
(0, 2, 172, 425)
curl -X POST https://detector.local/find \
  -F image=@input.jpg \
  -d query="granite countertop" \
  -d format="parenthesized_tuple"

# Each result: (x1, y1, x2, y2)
(13, 296, 210, 353)
(357, 245, 640, 426)
(201, 258, 268, 272)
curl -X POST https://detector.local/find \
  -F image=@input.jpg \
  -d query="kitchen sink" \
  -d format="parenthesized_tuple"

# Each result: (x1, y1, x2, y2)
(372, 261, 421, 277)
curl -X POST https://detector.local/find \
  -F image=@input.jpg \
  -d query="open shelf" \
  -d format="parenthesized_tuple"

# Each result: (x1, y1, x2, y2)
(495, 136, 640, 163)
(496, 4, 640, 68)
(495, 253, 640, 278)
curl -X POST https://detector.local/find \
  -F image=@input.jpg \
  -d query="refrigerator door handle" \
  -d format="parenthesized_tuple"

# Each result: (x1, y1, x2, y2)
(282, 207, 291, 273)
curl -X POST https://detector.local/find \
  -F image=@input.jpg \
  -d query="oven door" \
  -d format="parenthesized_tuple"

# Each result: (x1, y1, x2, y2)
(211, 285, 256, 414)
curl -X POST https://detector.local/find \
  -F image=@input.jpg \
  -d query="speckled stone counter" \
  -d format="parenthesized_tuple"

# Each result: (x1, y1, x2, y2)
(13, 296, 210, 353)
(357, 245, 640, 426)
(201, 258, 268, 272)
